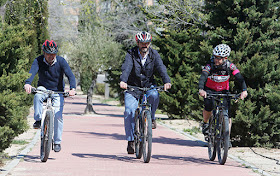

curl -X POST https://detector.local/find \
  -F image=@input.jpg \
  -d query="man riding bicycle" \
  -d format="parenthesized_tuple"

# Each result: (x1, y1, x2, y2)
(120, 31, 171, 154)
(198, 44, 248, 147)
(24, 40, 76, 152)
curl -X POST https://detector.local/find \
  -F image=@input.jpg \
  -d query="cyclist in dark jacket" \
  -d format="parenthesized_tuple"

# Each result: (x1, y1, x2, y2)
(24, 40, 76, 152)
(120, 31, 171, 154)
(198, 44, 248, 147)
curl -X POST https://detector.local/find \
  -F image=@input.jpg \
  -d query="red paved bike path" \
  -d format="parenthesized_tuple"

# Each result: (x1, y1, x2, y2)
(9, 95, 259, 176)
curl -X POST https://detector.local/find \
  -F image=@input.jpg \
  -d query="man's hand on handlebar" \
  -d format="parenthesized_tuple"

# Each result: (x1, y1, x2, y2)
(164, 83, 172, 91)
(240, 90, 248, 100)
(69, 89, 76, 96)
(24, 84, 33, 94)
(199, 89, 207, 98)
(120, 81, 128, 89)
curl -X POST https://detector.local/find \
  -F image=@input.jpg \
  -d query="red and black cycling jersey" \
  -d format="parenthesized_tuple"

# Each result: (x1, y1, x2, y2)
(198, 59, 247, 91)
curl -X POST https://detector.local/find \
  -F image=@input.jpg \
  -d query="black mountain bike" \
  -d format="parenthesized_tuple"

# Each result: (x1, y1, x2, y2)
(205, 92, 240, 165)
(32, 88, 70, 162)
(127, 85, 165, 163)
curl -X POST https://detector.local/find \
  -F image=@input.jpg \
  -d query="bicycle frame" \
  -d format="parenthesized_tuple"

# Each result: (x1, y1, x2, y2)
(139, 92, 151, 116)
(32, 88, 69, 162)
(206, 92, 240, 165)
(128, 85, 164, 163)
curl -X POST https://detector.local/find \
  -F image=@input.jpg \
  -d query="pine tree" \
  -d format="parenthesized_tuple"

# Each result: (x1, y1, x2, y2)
(0, 0, 49, 153)
(202, 0, 280, 147)
(153, 29, 203, 119)
(0, 24, 34, 152)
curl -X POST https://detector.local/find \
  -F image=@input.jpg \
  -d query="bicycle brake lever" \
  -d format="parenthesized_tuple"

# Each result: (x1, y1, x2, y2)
(31, 88, 37, 94)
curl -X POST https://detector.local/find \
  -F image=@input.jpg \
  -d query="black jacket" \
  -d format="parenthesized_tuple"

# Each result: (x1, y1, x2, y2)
(120, 46, 171, 98)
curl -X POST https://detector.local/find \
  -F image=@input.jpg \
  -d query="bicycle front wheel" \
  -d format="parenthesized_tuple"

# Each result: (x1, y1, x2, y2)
(40, 110, 54, 162)
(134, 108, 142, 159)
(217, 112, 229, 165)
(142, 110, 152, 163)
(208, 115, 216, 161)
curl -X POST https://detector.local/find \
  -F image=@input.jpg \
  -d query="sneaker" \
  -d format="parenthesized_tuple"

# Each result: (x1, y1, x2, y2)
(33, 120, 41, 129)
(152, 120, 157, 129)
(54, 144, 61, 152)
(202, 122, 209, 135)
(127, 141, 134, 154)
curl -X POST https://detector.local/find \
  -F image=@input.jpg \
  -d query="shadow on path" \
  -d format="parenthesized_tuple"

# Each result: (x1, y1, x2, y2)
(22, 155, 55, 163)
(70, 131, 126, 141)
(71, 153, 240, 167)
(72, 153, 135, 163)
(70, 131, 203, 147)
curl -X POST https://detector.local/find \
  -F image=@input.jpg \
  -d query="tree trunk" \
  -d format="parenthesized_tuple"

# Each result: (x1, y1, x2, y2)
(84, 77, 97, 114)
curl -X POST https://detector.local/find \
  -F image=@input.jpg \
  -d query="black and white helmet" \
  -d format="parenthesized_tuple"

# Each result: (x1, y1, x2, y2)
(135, 31, 152, 42)
(213, 44, 231, 57)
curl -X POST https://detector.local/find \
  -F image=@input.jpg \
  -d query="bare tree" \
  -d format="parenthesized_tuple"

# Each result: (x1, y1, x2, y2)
(94, 0, 151, 48)
(64, 25, 122, 114)
(143, 0, 206, 30)
(48, 0, 83, 42)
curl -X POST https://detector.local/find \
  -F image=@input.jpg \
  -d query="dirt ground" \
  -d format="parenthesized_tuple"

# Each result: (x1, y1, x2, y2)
(1, 95, 280, 176)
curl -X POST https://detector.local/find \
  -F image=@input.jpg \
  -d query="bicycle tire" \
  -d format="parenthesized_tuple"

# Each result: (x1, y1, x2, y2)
(142, 110, 152, 163)
(217, 111, 229, 165)
(134, 108, 142, 159)
(208, 115, 217, 161)
(40, 110, 54, 162)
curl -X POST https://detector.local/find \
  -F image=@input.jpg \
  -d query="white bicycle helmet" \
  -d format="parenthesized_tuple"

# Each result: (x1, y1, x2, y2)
(135, 31, 152, 42)
(213, 44, 231, 57)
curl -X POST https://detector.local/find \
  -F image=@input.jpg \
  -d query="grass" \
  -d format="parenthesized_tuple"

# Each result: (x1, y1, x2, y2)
(237, 150, 245, 153)
(183, 127, 200, 135)
(11, 140, 28, 145)
(0, 153, 11, 165)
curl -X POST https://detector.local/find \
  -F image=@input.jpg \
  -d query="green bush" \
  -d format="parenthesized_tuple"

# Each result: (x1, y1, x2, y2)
(94, 83, 118, 98)
(0, 0, 49, 153)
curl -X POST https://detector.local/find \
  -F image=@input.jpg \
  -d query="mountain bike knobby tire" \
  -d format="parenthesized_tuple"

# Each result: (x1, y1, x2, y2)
(40, 110, 54, 162)
(142, 109, 152, 163)
(208, 115, 217, 161)
(217, 112, 229, 165)
(134, 108, 143, 159)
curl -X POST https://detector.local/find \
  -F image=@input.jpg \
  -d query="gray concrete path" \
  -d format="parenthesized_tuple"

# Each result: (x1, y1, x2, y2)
(7, 95, 259, 176)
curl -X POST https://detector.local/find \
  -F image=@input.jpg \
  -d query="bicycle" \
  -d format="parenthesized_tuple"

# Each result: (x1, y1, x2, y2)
(127, 85, 165, 163)
(205, 92, 240, 165)
(31, 87, 70, 162)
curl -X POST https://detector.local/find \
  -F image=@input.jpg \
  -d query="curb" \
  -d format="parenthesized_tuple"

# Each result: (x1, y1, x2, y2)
(0, 130, 40, 176)
(158, 121, 273, 176)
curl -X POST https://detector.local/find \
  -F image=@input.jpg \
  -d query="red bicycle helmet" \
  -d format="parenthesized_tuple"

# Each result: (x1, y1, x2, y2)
(42, 40, 58, 54)
(135, 31, 152, 42)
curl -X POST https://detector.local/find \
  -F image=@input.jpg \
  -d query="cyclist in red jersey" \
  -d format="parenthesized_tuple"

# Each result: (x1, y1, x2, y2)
(198, 44, 248, 146)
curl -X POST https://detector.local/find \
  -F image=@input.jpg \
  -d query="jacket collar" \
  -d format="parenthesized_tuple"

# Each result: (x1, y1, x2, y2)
(134, 47, 153, 67)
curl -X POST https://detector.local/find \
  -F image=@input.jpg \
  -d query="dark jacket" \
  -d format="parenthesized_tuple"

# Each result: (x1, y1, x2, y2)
(120, 46, 171, 98)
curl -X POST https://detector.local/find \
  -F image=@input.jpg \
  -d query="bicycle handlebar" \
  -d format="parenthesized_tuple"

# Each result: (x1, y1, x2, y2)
(127, 85, 166, 92)
(206, 93, 241, 100)
(31, 88, 72, 97)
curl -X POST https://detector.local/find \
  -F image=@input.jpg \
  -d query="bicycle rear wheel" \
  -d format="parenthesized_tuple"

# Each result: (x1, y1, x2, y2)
(217, 112, 229, 165)
(134, 108, 142, 159)
(208, 115, 216, 161)
(142, 110, 152, 163)
(40, 110, 54, 162)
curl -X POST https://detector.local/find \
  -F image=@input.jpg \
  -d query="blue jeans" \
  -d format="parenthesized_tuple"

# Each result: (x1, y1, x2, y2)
(124, 88, 159, 141)
(34, 87, 64, 144)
